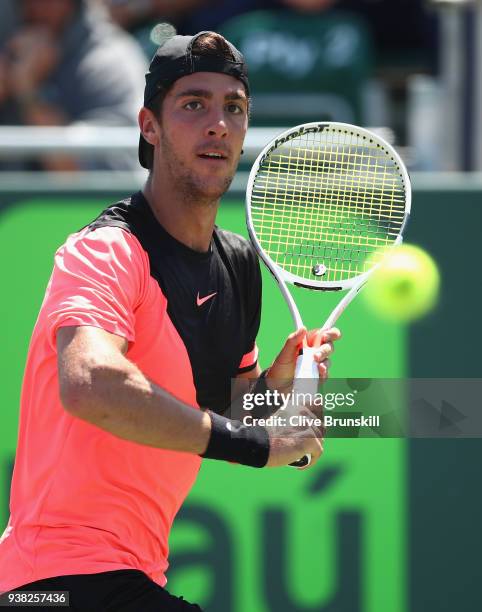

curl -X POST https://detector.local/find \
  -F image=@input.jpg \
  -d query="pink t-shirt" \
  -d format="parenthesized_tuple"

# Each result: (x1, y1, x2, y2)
(0, 226, 205, 592)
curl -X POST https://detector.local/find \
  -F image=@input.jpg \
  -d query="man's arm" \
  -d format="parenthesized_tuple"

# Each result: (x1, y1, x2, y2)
(57, 325, 212, 454)
(58, 325, 328, 468)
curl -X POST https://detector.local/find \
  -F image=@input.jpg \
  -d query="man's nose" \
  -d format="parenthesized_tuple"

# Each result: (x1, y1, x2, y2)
(205, 110, 228, 138)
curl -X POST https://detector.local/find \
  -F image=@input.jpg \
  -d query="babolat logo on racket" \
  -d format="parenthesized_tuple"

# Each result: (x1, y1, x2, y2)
(273, 124, 324, 150)
(258, 124, 326, 167)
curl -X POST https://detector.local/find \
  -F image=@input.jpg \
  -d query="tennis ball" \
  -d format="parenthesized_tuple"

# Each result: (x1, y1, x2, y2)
(363, 244, 440, 322)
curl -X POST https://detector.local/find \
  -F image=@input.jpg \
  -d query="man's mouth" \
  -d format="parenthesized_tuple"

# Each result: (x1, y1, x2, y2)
(197, 150, 229, 161)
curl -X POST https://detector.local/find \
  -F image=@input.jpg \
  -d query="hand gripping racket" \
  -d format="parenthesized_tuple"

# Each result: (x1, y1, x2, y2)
(245, 122, 411, 467)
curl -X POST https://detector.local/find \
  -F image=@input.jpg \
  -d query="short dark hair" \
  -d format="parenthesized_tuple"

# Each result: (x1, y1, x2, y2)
(146, 32, 237, 119)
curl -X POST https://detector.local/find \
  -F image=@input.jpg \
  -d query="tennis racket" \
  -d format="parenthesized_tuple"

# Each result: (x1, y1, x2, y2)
(245, 122, 411, 467)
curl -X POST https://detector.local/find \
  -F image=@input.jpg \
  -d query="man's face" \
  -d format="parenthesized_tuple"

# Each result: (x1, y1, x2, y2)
(21, 0, 76, 32)
(153, 72, 248, 202)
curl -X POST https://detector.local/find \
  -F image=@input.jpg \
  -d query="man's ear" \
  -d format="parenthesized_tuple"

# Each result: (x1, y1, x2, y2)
(138, 107, 160, 147)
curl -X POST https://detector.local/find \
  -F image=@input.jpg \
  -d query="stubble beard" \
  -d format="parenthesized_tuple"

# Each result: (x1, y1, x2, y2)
(160, 133, 236, 208)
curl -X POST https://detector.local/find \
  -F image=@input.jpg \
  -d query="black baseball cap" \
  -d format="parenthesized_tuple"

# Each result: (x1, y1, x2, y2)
(139, 29, 250, 170)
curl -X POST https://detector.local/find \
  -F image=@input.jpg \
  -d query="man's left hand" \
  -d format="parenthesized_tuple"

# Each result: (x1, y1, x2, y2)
(266, 327, 341, 389)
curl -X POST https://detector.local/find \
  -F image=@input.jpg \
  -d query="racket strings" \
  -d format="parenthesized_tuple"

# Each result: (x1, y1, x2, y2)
(251, 127, 406, 282)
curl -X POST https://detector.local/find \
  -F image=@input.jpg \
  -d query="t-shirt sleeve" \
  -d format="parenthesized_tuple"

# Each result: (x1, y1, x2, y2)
(238, 343, 259, 373)
(44, 226, 147, 350)
(237, 247, 262, 374)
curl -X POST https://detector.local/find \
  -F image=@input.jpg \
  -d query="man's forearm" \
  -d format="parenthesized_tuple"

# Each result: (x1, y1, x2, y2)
(56, 325, 327, 468)
(60, 357, 211, 454)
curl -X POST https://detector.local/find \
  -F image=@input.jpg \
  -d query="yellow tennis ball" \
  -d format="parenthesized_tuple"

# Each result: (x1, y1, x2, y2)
(363, 244, 440, 322)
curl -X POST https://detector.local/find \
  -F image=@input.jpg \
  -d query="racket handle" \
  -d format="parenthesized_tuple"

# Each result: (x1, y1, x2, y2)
(289, 347, 319, 469)
(290, 453, 312, 468)
(294, 346, 319, 383)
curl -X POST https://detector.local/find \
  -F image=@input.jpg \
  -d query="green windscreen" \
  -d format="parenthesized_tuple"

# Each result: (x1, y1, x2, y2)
(0, 196, 406, 612)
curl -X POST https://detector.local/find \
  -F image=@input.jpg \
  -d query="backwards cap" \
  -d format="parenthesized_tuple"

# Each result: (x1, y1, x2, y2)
(139, 28, 250, 169)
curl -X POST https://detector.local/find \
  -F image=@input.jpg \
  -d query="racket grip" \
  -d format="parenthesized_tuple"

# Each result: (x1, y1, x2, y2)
(289, 347, 320, 469)
(289, 453, 312, 469)
(294, 346, 319, 383)
(293, 347, 320, 401)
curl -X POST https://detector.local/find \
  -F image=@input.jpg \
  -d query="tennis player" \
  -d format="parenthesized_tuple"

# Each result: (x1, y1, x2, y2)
(0, 30, 340, 610)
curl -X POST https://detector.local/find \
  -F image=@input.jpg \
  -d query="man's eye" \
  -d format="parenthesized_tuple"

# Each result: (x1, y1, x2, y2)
(227, 103, 243, 114)
(184, 101, 203, 111)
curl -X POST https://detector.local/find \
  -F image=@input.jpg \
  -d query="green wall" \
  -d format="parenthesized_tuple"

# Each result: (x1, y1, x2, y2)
(406, 185, 482, 612)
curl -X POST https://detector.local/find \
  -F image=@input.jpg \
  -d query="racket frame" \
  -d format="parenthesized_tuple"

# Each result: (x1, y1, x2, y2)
(246, 121, 412, 331)
(245, 122, 412, 468)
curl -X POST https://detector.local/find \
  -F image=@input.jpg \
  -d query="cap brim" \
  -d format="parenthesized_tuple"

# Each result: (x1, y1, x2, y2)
(138, 133, 153, 170)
